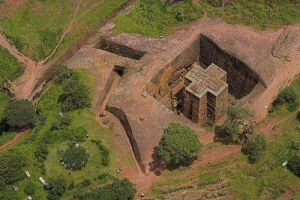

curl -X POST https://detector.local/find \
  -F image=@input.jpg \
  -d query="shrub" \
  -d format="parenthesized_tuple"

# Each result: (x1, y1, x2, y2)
(4, 99, 36, 129)
(24, 181, 36, 195)
(77, 179, 91, 188)
(75, 179, 136, 200)
(242, 134, 267, 163)
(273, 87, 298, 112)
(0, 149, 26, 186)
(45, 176, 67, 200)
(287, 152, 300, 177)
(50, 115, 71, 131)
(221, 120, 241, 143)
(58, 76, 91, 112)
(61, 143, 89, 171)
(157, 123, 202, 167)
(34, 143, 49, 162)
(227, 105, 250, 121)
(296, 111, 300, 122)
(91, 139, 110, 166)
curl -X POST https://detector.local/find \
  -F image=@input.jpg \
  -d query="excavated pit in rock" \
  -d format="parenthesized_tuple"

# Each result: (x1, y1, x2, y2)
(96, 38, 147, 60)
(199, 34, 262, 99)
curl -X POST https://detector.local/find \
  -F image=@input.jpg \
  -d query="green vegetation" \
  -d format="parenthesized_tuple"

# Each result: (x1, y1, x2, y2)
(0, 47, 23, 85)
(75, 179, 136, 200)
(44, 176, 67, 200)
(158, 123, 203, 167)
(242, 134, 267, 163)
(58, 71, 91, 112)
(0, 149, 26, 186)
(0, 0, 127, 61)
(219, 105, 252, 144)
(272, 87, 299, 112)
(115, 0, 300, 37)
(4, 99, 36, 130)
(91, 139, 110, 166)
(287, 151, 300, 177)
(60, 143, 89, 171)
(149, 77, 300, 200)
(0, 68, 135, 199)
(227, 105, 250, 121)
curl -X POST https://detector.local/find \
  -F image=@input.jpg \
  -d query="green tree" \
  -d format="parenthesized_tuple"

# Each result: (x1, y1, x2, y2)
(75, 179, 136, 200)
(4, 99, 36, 129)
(58, 77, 91, 112)
(221, 120, 241, 143)
(157, 123, 202, 167)
(0, 149, 26, 186)
(242, 134, 267, 163)
(45, 176, 67, 200)
(287, 151, 300, 177)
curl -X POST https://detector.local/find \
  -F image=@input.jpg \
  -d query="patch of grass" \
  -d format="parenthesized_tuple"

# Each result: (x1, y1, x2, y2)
(0, 90, 9, 120)
(0, 0, 127, 61)
(0, 47, 23, 85)
(115, 0, 300, 37)
(198, 171, 220, 188)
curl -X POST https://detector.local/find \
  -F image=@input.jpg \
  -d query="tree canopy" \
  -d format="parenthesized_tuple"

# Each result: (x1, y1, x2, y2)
(242, 134, 267, 163)
(58, 74, 91, 112)
(0, 149, 26, 186)
(75, 179, 136, 200)
(157, 123, 202, 167)
(4, 99, 36, 129)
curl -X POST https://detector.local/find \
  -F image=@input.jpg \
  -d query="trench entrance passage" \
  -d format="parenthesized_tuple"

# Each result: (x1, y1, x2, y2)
(97, 38, 146, 60)
(199, 35, 261, 99)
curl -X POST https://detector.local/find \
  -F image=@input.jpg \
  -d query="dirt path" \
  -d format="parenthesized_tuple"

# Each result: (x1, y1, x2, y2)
(0, 130, 30, 151)
(0, 32, 30, 66)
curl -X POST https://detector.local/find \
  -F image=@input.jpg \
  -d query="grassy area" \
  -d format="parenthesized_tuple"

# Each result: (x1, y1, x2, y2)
(0, 47, 23, 85)
(114, 0, 300, 37)
(0, 68, 131, 199)
(148, 77, 300, 199)
(0, 0, 127, 61)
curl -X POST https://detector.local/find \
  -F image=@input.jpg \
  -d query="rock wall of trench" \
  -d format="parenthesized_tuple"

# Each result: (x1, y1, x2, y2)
(199, 35, 264, 99)
(106, 106, 145, 173)
(147, 38, 199, 99)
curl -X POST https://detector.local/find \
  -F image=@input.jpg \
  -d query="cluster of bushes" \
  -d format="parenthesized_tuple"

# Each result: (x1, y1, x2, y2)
(0, 149, 26, 186)
(219, 106, 267, 163)
(157, 123, 203, 167)
(74, 179, 136, 200)
(91, 139, 110, 166)
(272, 87, 299, 112)
(34, 142, 49, 174)
(60, 143, 89, 171)
(44, 176, 67, 200)
(219, 106, 252, 144)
